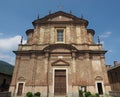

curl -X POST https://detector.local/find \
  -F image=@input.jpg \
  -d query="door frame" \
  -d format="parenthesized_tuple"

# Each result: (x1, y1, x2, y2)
(16, 82, 25, 96)
(53, 68, 68, 95)
(95, 81, 105, 95)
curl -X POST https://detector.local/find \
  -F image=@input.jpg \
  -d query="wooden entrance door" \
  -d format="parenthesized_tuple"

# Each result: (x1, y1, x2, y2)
(17, 83, 24, 96)
(54, 70, 66, 95)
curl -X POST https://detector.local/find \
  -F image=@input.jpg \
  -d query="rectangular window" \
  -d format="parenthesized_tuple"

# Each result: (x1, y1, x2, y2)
(57, 30, 64, 42)
(81, 86, 86, 92)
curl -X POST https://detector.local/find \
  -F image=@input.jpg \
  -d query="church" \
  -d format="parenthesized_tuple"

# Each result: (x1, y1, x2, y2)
(9, 11, 111, 97)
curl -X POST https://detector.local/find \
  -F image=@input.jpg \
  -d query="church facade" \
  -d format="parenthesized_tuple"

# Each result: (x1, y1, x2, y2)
(9, 11, 111, 97)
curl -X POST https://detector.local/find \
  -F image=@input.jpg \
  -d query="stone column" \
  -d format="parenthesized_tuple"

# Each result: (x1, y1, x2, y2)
(66, 26, 70, 43)
(100, 54, 109, 86)
(31, 53, 37, 93)
(85, 52, 89, 61)
(50, 27, 54, 44)
(33, 25, 39, 44)
(10, 55, 21, 96)
(44, 50, 50, 97)
(14, 55, 21, 85)
(72, 50, 76, 85)
(76, 26, 82, 44)
(72, 51, 76, 73)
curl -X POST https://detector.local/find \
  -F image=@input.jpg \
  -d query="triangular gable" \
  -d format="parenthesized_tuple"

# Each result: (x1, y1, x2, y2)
(41, 11, 76, 21)
(51, 59, 69, 66)
(32, 11, 88, 26)
(49, 15, 73, 21)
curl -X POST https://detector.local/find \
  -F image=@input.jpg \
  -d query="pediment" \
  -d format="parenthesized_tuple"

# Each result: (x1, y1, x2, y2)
(49, 15, 73, 22)
(43, 44, 78, 52)
(52, 59, 69, 66)
(95, 76, 103, 80)
(18, 76, 26, 81)
(33, 11, 88, 27)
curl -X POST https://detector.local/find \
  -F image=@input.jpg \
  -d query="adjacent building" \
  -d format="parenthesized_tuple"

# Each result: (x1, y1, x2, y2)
(9, 11, 111, 97)
(0, 60, 13, 92)
(107, 61, 120, 91)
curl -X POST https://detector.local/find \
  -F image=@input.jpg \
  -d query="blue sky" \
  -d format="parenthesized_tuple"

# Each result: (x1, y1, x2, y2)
(0, 0, 120, 65)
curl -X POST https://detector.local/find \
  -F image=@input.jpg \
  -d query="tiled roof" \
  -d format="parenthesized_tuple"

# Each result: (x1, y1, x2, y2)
(107, 65, 120, 71)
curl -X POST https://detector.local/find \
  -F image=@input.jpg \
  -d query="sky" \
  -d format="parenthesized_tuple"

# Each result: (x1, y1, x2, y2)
(0, 0, 120, 65)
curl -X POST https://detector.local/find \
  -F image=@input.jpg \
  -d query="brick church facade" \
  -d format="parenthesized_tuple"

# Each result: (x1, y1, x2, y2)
(9, 11, 111, 97)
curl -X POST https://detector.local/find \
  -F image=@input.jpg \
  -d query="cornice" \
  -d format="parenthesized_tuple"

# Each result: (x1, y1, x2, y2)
(32, 11, 88, 27)
(13, 49, 107, 55)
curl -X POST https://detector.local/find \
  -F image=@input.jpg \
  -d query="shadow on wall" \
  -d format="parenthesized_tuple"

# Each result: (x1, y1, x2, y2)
(0, 92, 11, 97)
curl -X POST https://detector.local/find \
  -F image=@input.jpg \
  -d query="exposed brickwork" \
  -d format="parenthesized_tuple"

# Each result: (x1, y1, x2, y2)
(9, 11, 111, 97)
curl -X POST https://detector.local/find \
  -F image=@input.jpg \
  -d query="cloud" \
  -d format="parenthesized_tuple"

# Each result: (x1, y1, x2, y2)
(0, 35, 26, 52)
(100, 32, 112, 38)
(98, 32, 112, 46)
(0, 35, 26, 65)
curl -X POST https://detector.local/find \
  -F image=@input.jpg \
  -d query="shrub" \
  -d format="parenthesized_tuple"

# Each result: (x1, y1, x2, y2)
(79, 90, 84, 97)
(33, 96, 38, 97)
(34, 92, 41, 97)
(95, 93, 99, 97)
(85, 91, 91, 97)
(26, 92, 33, 97)
(25, 92, 41, 97)
(89, 94, 96, 97)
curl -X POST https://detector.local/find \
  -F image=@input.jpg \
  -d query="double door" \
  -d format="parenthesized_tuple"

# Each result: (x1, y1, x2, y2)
(54, 70, 66, 95)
